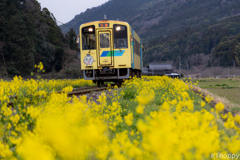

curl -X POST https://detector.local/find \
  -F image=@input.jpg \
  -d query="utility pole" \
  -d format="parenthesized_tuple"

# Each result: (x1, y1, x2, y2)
(228, 66, 229, 78)
(232, 60, 235, 70)
(231, 60, 235, 77)
(179, 56, 181, 74)
(196, 54, 197, 66)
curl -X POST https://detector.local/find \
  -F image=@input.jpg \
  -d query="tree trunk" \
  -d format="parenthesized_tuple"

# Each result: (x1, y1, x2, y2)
(0, 42, 8, 76)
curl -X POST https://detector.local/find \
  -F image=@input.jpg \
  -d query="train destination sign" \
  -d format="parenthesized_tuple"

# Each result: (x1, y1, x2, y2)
(99, 23, 109, 27)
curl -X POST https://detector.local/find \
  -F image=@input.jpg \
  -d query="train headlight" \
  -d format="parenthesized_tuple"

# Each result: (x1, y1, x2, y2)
(88, 28, 93, 32)
(116, 26, 121, 31)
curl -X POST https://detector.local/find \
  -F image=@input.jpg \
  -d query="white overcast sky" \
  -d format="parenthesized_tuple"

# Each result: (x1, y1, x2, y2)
(37, 0, 109, 25)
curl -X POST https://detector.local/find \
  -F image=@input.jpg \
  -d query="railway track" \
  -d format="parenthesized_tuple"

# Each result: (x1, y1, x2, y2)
(6, 85, 111, 107)
(67, 86, 108, 97)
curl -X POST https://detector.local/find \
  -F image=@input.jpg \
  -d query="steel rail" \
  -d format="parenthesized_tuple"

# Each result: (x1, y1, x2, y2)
(3, 86, 109, 107)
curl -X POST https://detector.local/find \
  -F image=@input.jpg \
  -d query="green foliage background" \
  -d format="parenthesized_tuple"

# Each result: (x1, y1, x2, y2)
(1, 0, 240, 75)
(0, 0, 78, 76)
(144, 16, 240, 68)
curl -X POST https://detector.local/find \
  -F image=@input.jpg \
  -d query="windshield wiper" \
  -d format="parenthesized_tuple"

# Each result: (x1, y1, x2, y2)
(118, 47, 122, 52)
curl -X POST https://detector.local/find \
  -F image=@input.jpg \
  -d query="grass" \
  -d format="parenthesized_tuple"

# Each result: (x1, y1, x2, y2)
(185, 78, 240, 114)
(207, 88, 240, 104)
(193, 79, 240, 89)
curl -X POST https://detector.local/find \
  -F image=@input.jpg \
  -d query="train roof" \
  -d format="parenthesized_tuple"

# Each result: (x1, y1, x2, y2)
(80, 20, 130, 28)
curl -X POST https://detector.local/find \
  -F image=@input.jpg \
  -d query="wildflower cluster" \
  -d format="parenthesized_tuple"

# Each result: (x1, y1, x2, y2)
(0, 75, 240, 160)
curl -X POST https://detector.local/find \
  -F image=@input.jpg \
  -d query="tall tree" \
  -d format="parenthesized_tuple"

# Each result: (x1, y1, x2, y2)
(67, 28, 78, 51)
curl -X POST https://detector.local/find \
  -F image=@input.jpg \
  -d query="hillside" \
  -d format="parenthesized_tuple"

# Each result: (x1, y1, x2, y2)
(60, 0, 152, 34)
(144, 15, 240, 68)
(60, 0, 240, 69)
(61, 0, 240, 40)
(0, 0, 79, 76)
(130, 0, 240, 41)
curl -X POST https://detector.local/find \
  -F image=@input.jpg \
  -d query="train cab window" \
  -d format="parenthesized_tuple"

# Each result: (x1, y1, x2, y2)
(82, 25, 96, 50)
(113, 24, 128, 48)
(99, 33, 110, 48)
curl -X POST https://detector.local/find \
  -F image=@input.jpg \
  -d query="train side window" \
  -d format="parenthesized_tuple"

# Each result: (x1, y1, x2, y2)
(82, 25, 96, 50)
(113, 24, 128, 48)
(134, 38, 140, 56)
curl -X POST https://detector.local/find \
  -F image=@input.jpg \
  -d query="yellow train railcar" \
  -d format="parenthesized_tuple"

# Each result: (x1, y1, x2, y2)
(79, 18, 143, 86)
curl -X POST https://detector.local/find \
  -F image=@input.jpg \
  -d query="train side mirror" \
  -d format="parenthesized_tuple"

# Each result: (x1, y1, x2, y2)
(130, 35, 133, 42)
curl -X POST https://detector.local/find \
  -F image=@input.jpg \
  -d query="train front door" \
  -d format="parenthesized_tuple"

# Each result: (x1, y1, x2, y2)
(97, 30, 113, 67)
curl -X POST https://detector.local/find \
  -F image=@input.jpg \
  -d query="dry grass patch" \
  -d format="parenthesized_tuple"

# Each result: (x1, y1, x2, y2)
(192, 86, 240, 115)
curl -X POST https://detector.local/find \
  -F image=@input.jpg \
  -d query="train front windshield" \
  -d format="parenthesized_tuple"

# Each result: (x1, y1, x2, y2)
(113, 24, 128, 48)
(82, 25, 96, 50)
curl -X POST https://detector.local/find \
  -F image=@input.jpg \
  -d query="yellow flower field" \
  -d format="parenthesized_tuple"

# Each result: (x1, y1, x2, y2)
(0, 75, 240, 160)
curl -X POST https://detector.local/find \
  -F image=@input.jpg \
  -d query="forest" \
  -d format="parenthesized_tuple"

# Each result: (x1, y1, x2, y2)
(144, 16, 240, 68)
(0, 0, 78, 76)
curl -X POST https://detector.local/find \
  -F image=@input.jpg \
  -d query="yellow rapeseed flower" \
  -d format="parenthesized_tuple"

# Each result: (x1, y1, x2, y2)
(10, 114, 20, 124)
(215, 102, 224, 112)
(201, 101, 205, 107)
(205, 95, 213, 103)
(136, 104, 144, 114)
(124, 112, 134, 126)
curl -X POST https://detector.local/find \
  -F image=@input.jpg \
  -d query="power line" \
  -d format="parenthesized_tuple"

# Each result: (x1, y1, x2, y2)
(25, 0, 68, 26)
(56, 20, 68, 26)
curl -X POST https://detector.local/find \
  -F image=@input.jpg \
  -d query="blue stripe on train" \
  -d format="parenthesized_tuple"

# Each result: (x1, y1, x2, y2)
(100, 50, 125, 57)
